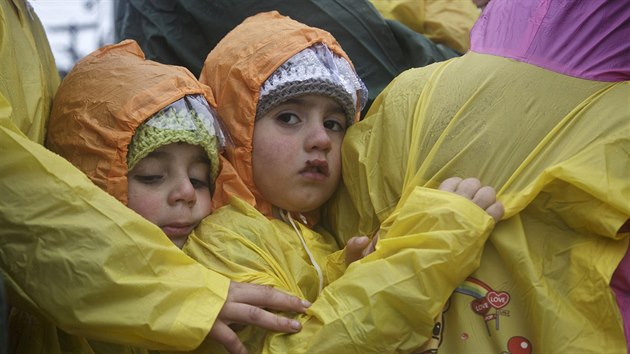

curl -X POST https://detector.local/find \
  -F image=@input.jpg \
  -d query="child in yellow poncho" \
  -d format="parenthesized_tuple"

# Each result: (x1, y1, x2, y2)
(186, 11, 504, 353)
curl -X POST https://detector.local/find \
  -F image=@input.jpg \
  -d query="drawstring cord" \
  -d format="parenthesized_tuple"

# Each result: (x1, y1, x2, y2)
(280, 210, 324, 295)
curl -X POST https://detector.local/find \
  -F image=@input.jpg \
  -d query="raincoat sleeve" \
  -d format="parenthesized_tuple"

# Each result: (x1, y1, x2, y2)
(286, 188, 494, 353)
(0, 110, 229, 350)
(186, 188, 494, 353)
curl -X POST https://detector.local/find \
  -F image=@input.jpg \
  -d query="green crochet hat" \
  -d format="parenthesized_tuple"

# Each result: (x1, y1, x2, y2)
(127, 95, 224, 183)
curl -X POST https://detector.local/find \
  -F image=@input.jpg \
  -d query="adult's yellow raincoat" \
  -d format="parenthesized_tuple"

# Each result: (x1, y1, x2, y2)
(369, 0, 479, 54)
(328, 1, 630, 352)
(187, 11, 496, 353)
(0, 3, 228, 348)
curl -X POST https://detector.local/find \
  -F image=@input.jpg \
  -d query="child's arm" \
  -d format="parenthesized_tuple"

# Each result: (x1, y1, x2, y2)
(344, 177, 504, 265)
(284, 185, 498, 352)
(189, 186, 497, 353)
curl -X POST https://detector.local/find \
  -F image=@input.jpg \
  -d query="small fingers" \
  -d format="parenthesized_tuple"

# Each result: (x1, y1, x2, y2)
(440, 177, 503, 222)
(471, 186, 497, 210)
(347, 236, 370, 250)
(364, 233, 379, 257)
(438, 177, 463, 192)
(225, 301, 302, 333)
(229, 282, 310, 313)
(345, 236, 370, 265)
(208, 321, 248, 354)
(470, 185, 503, 223)
(455, 178, 482, 199)
(440, 177, 483, 200)
(485, 201, 505, 223)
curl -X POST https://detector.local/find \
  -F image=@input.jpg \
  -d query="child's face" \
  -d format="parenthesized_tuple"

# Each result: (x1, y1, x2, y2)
(127, 143, 213, 248)
(252, 94, 346, 213)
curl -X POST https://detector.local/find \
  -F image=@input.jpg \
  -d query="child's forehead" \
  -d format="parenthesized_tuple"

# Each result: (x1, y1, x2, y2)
(143, 143, 210, 162)
(151, 142, 206, 152)
(275, 95, 345, 112)
(256, 43, 366, 128)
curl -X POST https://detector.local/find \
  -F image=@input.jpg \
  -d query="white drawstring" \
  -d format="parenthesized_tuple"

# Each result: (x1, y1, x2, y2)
(281, 210, 324, 295)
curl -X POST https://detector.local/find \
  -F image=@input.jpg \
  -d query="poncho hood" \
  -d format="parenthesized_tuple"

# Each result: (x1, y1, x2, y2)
(200, 11, 361, 221)
(47, 40, 217, 204)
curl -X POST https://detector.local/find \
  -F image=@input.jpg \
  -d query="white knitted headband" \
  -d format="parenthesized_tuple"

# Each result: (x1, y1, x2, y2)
(257, 43, 368, 125)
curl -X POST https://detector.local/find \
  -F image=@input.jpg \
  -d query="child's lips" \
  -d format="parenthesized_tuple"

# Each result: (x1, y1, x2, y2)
(301, 159, 329, 178)
(161, 223, 194, 237)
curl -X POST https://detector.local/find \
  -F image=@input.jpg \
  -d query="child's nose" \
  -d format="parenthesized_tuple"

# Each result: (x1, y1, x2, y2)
(305, 124, 332, 152)
(169, 178, 197, 206)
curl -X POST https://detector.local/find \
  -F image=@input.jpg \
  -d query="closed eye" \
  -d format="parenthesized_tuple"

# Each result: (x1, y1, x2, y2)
(190, 178, 210, 189)
(133, 175, 163, 184)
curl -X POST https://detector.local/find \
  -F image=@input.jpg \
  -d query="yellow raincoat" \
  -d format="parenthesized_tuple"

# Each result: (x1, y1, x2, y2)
(369, 0, 479, 54)
(188, 11, 496, 353)
(330, 41, 630, 354)
(1, 14, 227, 351)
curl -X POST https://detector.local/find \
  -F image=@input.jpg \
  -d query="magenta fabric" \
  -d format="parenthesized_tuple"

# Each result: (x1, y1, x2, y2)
(470, 0, 630, 81)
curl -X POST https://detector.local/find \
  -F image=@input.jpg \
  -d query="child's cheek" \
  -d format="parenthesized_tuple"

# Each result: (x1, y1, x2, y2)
(127, 188, 163, 226)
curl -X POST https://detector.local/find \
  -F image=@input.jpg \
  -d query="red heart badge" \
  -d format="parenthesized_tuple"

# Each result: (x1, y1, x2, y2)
(471, 297, 491, 315)
(487, 291, 510, 309)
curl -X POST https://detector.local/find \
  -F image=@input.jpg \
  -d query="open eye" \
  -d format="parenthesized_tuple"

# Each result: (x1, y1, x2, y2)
(276, 112, 301, 125)
(324, 117, 346, 132)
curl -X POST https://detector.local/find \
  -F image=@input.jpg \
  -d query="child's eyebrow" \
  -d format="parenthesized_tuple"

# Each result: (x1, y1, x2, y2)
(282, 97, 307, 105)
(283, 97, 345, 114)
(194, 154, 211, 164)
(144, 150, 166, 158)
(144, 147, 210, 164)
(189, 148, 212, 164)
(330, 105, 345, 115)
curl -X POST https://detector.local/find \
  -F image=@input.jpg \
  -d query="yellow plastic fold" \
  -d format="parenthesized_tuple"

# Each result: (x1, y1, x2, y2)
(369, 0, 479, 53)
(330, 52, 630, 352)
(186, 189, 494, 353)
(2, 116, 229, 352)
(1, 2, 229, 351)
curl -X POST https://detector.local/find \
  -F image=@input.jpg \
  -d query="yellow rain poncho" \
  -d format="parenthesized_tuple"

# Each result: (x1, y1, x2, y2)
(0, 0, 59, 144)
(188, 11, 496, 353)
(329, 1, 630, 352)
(369, 0, 479, 54)
(1, 17, 227, 351)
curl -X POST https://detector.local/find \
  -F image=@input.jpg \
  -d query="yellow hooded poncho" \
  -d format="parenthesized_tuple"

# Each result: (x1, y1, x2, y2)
(4, 37, 229, 353)
(185, 11, 496, 353)
(328, 2, 630, 352)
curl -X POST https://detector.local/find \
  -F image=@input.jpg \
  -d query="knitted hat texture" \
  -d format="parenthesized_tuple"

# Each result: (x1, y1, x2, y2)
(257, 43, 367, 126)
(127, 95, 225, 182)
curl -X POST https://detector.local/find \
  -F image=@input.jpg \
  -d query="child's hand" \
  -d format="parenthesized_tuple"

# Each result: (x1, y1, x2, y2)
(345, 232, 379, 265)
(439, 177, 504, 222)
